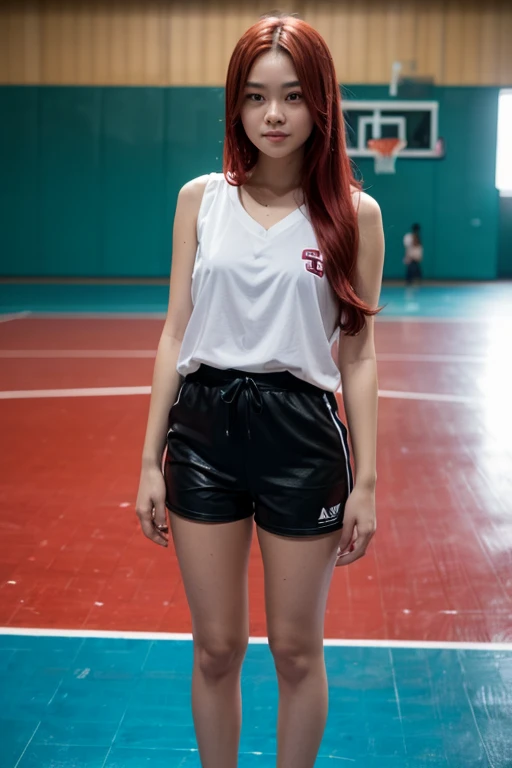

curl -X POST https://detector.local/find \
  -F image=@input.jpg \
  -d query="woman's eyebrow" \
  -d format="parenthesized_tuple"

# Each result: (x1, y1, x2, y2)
(245, 80, 301, 88)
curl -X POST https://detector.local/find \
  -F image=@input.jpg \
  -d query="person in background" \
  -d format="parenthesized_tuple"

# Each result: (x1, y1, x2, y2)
(403, 223, 423, 285)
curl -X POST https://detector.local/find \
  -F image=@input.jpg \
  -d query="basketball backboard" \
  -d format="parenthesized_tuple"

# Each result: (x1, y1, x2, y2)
(343, 100, 441, 159)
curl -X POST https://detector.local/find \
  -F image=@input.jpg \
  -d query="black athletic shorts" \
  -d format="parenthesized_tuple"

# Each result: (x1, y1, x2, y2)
(164, 364, 353, 537)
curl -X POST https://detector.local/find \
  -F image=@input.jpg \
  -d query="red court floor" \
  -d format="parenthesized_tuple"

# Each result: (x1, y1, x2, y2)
(0, 316, 511, 643)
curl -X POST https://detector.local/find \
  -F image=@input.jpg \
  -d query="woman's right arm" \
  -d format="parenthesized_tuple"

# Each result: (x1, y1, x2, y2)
(135, 175, 208, 546)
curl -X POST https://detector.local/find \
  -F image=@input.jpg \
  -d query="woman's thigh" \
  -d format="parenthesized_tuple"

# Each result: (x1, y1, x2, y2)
(257, 526, 340, 648)
(170, 513, 254, 645)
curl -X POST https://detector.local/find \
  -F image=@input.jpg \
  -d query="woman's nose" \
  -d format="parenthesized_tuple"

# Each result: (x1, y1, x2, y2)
(265, 101, 285, 124)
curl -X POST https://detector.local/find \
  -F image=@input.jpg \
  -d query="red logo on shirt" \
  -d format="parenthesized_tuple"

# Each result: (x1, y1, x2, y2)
(302, 249, 324, 278)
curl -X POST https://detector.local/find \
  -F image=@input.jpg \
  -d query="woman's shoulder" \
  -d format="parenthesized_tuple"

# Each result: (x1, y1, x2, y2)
(350, 187, 382, 224)
(179, 173, 211, 199)
(177, 173, 224, 215)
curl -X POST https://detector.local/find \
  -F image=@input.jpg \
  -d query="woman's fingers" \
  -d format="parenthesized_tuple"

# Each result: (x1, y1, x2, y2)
(335, 525, 374, 567)
(136, 501, 168, 547)
(337, 517, 356, 553)
(152, 500, 169, 538)
(135, 469, 169, 547)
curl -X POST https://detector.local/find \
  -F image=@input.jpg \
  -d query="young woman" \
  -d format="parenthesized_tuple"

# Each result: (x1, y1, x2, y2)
(403, 222, 423, 285)
(136, 13, 384, 768)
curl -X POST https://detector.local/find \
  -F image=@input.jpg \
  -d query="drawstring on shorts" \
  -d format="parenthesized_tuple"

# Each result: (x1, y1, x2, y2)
(220, 376, 263, 439)
(186, 364, 324, 442)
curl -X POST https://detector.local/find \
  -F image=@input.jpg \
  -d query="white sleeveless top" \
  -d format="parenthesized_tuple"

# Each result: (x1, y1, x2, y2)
(176, 172, 341, 392)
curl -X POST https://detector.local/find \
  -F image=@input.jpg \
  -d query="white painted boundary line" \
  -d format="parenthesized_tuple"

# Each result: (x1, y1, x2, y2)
(1, 626, 511, 652)
(377, 315, 512, 323)
(25, 312, 167, 320)
(0, 386, 478, 404)
(0, 350, 490, 364)
(7, 312, 511, 323)
(339, 388, 478, 405)
(0, 386, 151, 400)
(378, 389, 477, 404)
(0, 311, 31, 323)
(0, 350, 156, 359)
(377, 353, 488, 364)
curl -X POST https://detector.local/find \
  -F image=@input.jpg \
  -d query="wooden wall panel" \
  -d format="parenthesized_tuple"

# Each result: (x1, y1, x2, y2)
(444, 0, 464, 85)
(347, 2, 370, 83)
(143, 2, 166, 85)
(90, 3, 110, 85)
(0, 0, 511, 86)
(396, 0, 418, 74)
(202, 2, 226, 86)
(74, 4, 93, 85)
(367, 2, 389, 83)
(460, 6, 481, 86)
(167, 6, 186, 85)
(480, 3, 502, 85)
(329, 4, 350, 85)
(498, 6, 512, 88)
(416, 3, 444, 84)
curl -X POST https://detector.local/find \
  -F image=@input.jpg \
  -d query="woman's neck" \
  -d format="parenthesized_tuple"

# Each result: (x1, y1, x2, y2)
(247, 150, 304, 193)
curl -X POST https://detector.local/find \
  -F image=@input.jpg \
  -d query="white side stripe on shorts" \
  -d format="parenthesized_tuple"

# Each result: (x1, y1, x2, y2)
(167, 382, 185, 437)
(172, 382, 185, 408)
(322, 394, 353, 492)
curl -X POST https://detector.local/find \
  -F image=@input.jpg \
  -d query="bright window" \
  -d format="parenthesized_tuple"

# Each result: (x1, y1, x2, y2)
(496, 89, 512, 197)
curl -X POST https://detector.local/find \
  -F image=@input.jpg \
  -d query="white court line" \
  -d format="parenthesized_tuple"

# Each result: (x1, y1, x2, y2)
(0, 311, 31, 323)
(352, 388, 477, 406)
(12, 311, 512, 323)
(26, 312, 167, 319)
(377, 389, 477, 404)
(377, 353, 488, 364)
(0, 386, 151, 399)
(0, 350, 490, 364)
(0, 349, 156, 359)
(0, 386, 478, 403)
(377, 315, 512, 323)
(0, 626, 511, 652)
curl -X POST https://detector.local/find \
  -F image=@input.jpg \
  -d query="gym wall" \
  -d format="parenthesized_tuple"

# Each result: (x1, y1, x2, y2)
(1, 1, 510, 279)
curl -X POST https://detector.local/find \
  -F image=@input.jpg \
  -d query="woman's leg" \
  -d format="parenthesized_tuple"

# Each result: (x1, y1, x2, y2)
(170, 513, 254, 768)
(257, 526, 341, 768)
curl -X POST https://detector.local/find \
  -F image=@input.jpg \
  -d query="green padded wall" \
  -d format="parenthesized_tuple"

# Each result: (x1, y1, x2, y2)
(0, 85, 501, 280)
(344, 86, 500, 280)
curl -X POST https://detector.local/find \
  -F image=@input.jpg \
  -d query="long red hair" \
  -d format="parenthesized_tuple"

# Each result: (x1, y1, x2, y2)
(223, 14, 378, 335)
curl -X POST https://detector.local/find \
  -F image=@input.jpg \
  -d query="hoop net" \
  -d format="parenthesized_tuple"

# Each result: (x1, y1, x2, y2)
(367, 138, 407, 174)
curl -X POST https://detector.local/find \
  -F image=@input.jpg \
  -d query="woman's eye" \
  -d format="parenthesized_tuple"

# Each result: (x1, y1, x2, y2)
(245, 93, 302, 102)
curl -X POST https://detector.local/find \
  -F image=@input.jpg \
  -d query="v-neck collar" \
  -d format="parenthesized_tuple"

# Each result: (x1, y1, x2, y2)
(227, 181, 307, 239)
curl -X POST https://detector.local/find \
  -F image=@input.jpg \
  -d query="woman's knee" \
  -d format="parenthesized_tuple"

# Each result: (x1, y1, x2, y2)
(268, 635, 323, 685)
(194, 635, 248, 681)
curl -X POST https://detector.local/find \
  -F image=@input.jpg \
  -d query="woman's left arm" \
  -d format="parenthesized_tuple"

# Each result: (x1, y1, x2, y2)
(335, 192, 385, 567)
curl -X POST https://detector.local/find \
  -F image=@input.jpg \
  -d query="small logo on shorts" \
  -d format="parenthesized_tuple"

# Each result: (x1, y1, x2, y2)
(302, 248, 324, 278)
(318, 503, 341, 524)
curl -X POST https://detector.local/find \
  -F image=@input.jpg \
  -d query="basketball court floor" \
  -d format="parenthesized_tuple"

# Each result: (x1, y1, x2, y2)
(0, 282, 511, 767)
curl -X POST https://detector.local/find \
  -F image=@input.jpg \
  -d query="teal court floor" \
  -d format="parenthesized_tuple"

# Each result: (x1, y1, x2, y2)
(1, 281, 512, 319)
(2, 632, 512, 768)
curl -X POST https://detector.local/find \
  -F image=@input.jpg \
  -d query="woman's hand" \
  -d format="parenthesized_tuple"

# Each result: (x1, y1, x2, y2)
(135, 464, 169, 547)
(335, 485, 376, 566)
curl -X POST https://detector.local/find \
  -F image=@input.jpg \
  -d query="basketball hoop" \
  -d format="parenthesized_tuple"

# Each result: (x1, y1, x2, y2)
(367, 138, 407, 174)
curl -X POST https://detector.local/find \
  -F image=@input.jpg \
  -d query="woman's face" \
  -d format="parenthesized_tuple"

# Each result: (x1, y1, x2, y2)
(240, 50, 314, 160)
